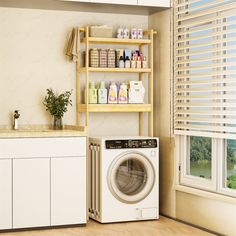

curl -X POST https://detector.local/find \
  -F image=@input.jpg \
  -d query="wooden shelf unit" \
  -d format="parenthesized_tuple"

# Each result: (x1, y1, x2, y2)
(78, 104, 152, 113)
(76, 26, 156, 136)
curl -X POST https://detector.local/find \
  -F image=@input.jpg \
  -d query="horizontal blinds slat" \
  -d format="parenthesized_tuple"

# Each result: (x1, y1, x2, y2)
(175, 109, 236, 115)
(175, 124, 236, 132)
(176, 28, 236, 44)
(177, 62, 236, 72)
(176, 86, 236, 92)
(176, 54, 236, 65)
(175, 117, 236, 125)
(176, 102, 236, 107)
(177, 45, 236, 57)
(177, 36, 236, 51)
(176, 78, 236, 85)
(176, 95, 236, 100)
(174, 130, 236, 139)
(176, 70, 236, 79)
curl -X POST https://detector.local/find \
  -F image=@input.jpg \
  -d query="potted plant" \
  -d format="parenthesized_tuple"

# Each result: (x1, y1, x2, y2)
(43, 88, 72, 130)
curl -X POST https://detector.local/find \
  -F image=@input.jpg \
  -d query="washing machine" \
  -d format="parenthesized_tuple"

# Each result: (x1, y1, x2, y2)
(89, 136, 159, 223)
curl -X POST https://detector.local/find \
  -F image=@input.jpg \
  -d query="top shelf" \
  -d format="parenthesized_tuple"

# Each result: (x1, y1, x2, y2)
(81, 37, 151, 45)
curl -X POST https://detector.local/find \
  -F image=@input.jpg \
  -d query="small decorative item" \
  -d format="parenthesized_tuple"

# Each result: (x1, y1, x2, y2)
(123, 27, 130, 39)
(131, 28, 137, 39)
(137, 28, 143, 39)
(117, 27, 124, 39)
(43, 89, 72, 130)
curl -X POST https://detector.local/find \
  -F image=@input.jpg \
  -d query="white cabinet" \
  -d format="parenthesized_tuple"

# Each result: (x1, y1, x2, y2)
(0, 136, 86, 230)
(51, 157, 86, 225)
(138, 0, 170, 7)
(91, 0, 137, 5)
(0, 159, 12, 230)
(13, 158, 50, 228)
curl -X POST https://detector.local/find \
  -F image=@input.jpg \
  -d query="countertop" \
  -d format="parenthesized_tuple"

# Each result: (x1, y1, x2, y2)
(0, 125, 87, 138)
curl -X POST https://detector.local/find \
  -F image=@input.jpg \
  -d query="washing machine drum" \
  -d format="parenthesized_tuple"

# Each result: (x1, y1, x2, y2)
(108, 152, 155, 204)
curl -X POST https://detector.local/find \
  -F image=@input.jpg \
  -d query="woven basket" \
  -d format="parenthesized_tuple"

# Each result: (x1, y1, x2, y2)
(90, 49, 99, 68)
(90, 26, 113, 38)
(107, 49, 116, 68)
(99, 49, 108, 68)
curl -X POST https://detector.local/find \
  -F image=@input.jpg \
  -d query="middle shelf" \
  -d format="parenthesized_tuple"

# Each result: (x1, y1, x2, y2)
(78, 104, 152, 113)
(79, 67, 152, 73)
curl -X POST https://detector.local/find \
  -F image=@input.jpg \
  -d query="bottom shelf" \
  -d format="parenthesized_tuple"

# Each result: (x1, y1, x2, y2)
(78, 104, 152, 113)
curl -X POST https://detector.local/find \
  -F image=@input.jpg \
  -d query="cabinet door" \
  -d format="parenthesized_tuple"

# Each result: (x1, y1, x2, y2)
(0, 159, 12, 230)
(51, 157, 86, 225)
(13, 158, 50, 228)
(91, 0, 137, 5)
(138, 0, 170, 7)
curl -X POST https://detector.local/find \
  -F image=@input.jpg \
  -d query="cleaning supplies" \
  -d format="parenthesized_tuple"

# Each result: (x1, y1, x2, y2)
(89, 82, 98, 104)
(98, 81, 108, 104)
(125, 56, 131, 68)
(108, 82, 118, 104)
(118, 82, 128, 104)
(142, 56, 147, 68)
(131, 56, 136, 68)
(129, 81, 145, 104)
(136, 56, 142, 69)
(119, 56, 125, 68)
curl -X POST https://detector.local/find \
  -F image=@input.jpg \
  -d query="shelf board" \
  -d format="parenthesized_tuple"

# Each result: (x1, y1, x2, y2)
(78, 104, 152, 113)
(79, 67, 151, 73)
(82, 37, 151, 45)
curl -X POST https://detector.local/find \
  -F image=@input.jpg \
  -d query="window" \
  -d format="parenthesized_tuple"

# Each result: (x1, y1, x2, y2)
(174, 1, 236, 197)
(189, 136, 212, 180)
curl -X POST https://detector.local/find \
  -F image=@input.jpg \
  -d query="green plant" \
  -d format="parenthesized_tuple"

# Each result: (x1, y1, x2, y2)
(43, 89, 72, 118)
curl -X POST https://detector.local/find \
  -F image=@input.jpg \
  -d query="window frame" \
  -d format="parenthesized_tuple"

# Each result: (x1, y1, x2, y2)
(179, 135, 217, 192)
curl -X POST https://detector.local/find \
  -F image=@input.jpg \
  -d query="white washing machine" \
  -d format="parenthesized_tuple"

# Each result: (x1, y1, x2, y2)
(89, 136, 159, 223)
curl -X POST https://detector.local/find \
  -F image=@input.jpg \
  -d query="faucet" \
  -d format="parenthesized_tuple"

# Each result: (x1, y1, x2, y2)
(13, 110, 20, 130)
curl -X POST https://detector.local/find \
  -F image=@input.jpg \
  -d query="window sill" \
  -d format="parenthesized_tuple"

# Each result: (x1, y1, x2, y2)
(175, 185, 236, 205)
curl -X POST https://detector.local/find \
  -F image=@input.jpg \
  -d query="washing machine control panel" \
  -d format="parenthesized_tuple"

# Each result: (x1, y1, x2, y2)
(105, 139, 158, 149)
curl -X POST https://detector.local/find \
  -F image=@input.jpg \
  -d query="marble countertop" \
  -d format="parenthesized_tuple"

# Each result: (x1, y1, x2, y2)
(0, 125, 87, 138)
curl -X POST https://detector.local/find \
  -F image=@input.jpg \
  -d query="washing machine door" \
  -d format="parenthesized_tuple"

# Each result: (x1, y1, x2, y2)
(108, 151, 155, 204)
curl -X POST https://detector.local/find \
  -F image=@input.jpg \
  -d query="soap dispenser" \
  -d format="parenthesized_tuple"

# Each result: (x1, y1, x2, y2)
(98, 81, 108, 104)
(89, 82, 98, 104)
(13, 110, 20, 130)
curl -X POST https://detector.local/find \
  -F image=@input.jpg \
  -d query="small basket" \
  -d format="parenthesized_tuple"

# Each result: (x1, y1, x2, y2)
(90, 48, 99, 68)
(90, 26, 113, 38)
(107, 49, 116, 68)
(99, 49, 108, 68)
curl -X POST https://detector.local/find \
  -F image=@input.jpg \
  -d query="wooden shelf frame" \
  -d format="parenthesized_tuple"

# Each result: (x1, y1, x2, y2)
(76, 26, 156, 136)
(79, 67, 152, 73)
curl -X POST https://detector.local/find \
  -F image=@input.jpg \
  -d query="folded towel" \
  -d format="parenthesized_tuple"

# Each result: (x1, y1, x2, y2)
(65, 27, 80, 63)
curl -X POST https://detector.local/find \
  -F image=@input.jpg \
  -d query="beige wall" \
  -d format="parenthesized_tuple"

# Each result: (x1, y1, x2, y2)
(176, 192, 236, 236)
(149, 9, 176, 218)
(0, 6, 148, 136)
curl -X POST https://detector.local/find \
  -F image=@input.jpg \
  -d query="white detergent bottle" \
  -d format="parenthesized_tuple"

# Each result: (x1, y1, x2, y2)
(108, 82, 117, 104)
(118, 82, 128, 104)
(98, 81, 108, 104)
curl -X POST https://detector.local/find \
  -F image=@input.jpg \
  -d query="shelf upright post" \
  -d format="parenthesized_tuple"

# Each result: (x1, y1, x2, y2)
(76, 27, 82, 127)
(139, 44, 144, 136)
(149, 30, 154, 137)
(85, 26, 90, 128)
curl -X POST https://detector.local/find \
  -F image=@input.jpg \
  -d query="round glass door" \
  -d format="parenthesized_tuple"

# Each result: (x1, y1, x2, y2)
(108, 152, 155, 203)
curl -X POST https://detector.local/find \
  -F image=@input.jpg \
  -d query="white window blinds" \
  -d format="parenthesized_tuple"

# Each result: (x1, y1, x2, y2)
(174, 0, 236, 138)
